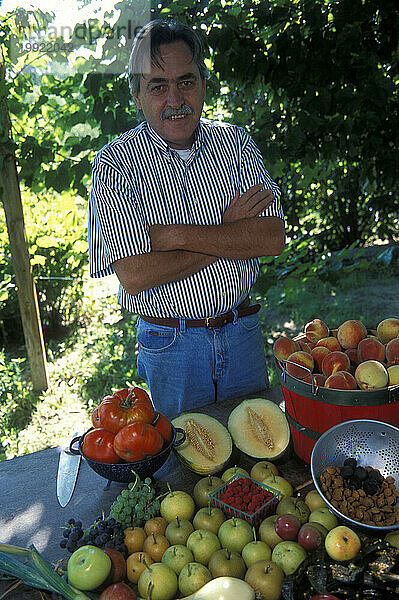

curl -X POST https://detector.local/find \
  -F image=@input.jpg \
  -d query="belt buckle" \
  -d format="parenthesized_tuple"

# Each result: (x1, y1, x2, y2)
(205, 316, 213, 328)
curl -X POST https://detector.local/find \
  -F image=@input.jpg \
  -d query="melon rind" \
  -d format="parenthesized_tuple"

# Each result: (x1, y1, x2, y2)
(172, 412, 232, 475)
(227, 398, 290, 459)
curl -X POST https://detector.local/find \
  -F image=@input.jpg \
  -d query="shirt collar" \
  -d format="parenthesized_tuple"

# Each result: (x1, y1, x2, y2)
(145, 120, 205, 157)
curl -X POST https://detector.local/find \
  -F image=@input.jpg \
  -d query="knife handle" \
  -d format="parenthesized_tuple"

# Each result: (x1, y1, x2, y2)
(69, 435, 81, 455)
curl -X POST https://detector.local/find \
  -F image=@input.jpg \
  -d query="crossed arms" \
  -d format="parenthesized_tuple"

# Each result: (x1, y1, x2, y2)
(112, 184, 285, 296)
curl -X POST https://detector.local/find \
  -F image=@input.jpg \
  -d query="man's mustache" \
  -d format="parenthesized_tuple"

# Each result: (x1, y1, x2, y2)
(161, 105, 194, 120)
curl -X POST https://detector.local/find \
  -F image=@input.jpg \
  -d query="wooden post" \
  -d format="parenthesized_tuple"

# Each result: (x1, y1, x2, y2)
(0, 56, 48, 391)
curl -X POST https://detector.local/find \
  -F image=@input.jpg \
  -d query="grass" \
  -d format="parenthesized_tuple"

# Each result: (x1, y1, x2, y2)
(1, 263, 398, 459)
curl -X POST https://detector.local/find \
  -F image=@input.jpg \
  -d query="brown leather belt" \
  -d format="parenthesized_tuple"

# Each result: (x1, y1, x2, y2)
(140, 302, 260, 329)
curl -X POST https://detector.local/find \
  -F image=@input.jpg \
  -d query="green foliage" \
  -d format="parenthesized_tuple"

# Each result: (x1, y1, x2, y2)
(0, 190, 87, 344)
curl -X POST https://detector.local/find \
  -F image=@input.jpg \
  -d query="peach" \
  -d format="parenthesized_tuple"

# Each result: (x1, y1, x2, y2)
(299, 340, 313, 353)
(286, 351, 314, 380)
(376, 318, 399, 344)
(357, 337, 386, 363)
(387, 365, 399, 386)
(293, 334, 316, 351)
(316, 337, 341, 352)
(325, 371, 357, 390)
(311, 346, 331, 372)
(386, 338, 399, 365)
(345, 348, 360, 366)
(354, 360, 389, 390)
(304, 319, 330, 344)
(273, 337, 299, 362)
(331, 328, 338, 338)
(303, 373, 327, 387)
(322, 351, 351, 377)
(337, 320, 367, 349)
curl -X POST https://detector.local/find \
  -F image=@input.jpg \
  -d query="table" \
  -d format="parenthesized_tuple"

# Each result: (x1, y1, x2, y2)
(0, 386, 312, 599)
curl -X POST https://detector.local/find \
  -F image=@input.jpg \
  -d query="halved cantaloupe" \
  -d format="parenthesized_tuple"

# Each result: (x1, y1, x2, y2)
(172, 413, 232, 475)
(227, 398, 290, 459)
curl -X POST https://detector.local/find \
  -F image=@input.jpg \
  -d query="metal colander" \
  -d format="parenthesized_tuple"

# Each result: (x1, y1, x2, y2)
(311, 419, 399, 532)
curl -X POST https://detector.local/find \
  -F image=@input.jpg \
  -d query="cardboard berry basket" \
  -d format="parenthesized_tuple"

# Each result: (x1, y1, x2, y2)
(274, 356, 399, 464)
(209, 474, 281, 526)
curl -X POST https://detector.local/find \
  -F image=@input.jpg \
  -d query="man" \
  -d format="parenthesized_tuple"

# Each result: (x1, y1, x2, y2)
(89, 20, 285, 418)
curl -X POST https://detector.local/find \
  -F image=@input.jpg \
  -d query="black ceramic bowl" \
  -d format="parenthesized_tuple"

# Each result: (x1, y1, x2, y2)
(70, 425, 185, 484)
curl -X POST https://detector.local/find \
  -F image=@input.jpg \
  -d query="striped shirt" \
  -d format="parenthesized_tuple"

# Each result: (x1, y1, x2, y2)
(89, 118, 284, 319)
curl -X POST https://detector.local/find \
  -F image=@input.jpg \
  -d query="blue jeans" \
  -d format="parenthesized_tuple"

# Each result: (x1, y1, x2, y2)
(136, 311, 268, 419)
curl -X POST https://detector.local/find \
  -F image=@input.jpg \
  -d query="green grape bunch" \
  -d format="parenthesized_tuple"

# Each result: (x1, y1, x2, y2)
(109, 472, 162, 529)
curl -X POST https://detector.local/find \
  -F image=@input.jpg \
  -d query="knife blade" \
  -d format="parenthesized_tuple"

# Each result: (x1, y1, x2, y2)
(56, 432, 81, 508)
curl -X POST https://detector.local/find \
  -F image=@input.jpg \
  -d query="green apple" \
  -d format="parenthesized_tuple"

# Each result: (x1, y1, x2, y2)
(309, 507, 339, 532)
(304, 489, 328, 511)
(385, 531, 399, 548)
(261, 474, 293, 497)
(186, 529, 221, 565)
(208, 548, 246, 579)
(258, 515, 284, 549)
(193, 506, 226, 534)
(218, 517, 253, 553)
(161, 544, 194, 575)
(178, 562, 212, 597)
(272, 541, 307, 575)
(250, 460, 279, 482)
(325, 526, 361, 561)
(138, 562, 178, 600)
(165, 517, 194, 545)
(242, 539, 272, 567)
(245, 559, 284, 600)
(193, 476, 224, 507)
(221, 465, 249, 482)
(160, 490, 195, 522)
(276, 496, 310, 524)
(309, 521, 329, 539)
(67, 545, 111, 591)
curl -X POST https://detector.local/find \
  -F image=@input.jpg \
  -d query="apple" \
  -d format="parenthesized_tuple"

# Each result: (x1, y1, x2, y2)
(297, 523, 323, 551)
(309, 508, 339, 532)
(385, 531, 399, 548)
(222, 465, 249, 482)
(261, 474, 293, 497)
(142, 533, 170, 562)
(123, 527, 146, 554)
(245, 559, 284, 600)
(138, 562, 178, 600)
(193, 475, 224, 507)
(242, 539, 272, 567)
(309, 521, 329, 539)
(99, 582, 137, 600)
(160, 490, 195, 522)
(126, 551, 153, 584)
(274, 514, 301, 541)
(271, 541, 307, 575)
(250, 460, 279, 482)
(67, 545, 112, 591)
(161, 544, 194, 575)
(178, 562, 213, 597)
(102, 548, 126, 585)
(259, 515, 284, 548)
(325, 525, 361, 561)
(276, 496, 310, 524)
(144, 516, 168, 537)
(218, 517, 254, 553)
(208, 548, 246, 579)
(186, 529, 221, 565)
(304, 489, 328, 512)
(193, 506, 226, 534)
(165, 517, 194, 545)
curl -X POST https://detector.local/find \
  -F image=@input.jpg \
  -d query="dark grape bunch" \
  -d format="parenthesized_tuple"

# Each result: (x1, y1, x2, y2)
(59, 516, 127, 556)
(341, 457, 384, 495)
(109, 473, 161, 529)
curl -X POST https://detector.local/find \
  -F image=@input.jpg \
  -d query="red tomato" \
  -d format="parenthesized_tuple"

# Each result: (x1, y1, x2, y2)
(152, 411, 173, 444)
(113, 422, 163, 462)
(99, 387, 155, 434)
(82, 428, 121, 464)
(91, 407, 101, 428)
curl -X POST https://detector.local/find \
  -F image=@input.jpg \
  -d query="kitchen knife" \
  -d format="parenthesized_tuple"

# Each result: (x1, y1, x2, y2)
(56, 432, 81, 508)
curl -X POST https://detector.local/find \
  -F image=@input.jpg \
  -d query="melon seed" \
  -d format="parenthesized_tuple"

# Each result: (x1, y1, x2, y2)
(247, 407, 274, 450)
(185, 419, 216, 461)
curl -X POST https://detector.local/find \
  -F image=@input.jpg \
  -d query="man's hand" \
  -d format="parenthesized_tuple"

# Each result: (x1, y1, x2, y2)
(223, 183, 275, 223)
